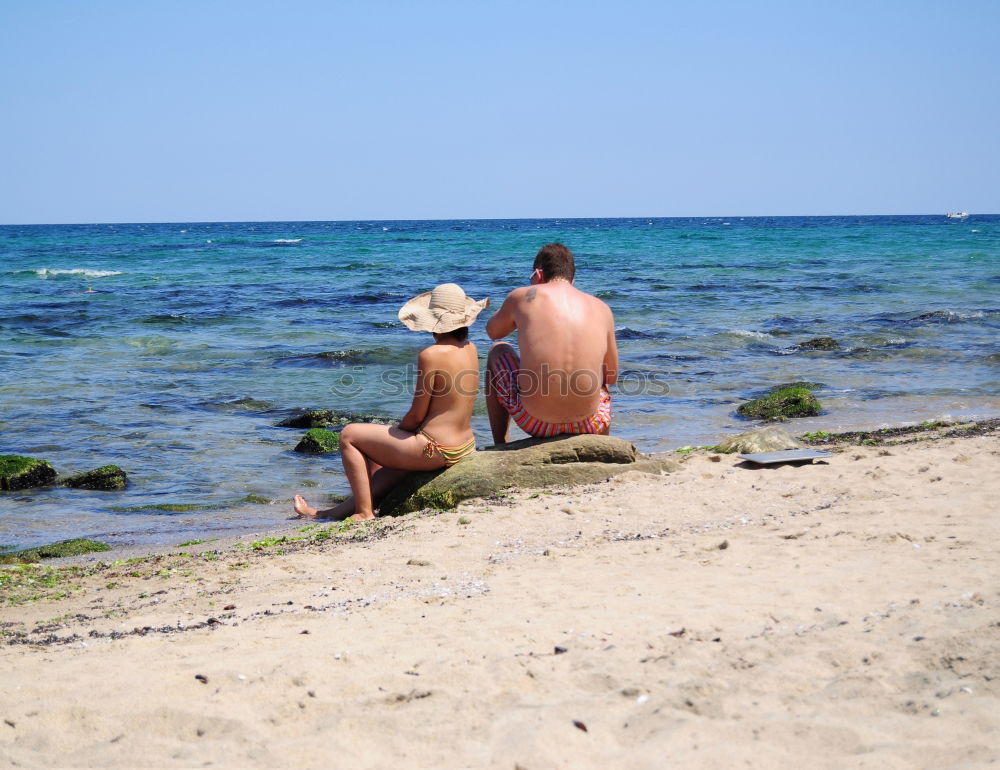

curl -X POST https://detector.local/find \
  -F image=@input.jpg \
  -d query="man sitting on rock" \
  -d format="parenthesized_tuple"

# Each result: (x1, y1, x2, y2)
(485, 242, 618, 444)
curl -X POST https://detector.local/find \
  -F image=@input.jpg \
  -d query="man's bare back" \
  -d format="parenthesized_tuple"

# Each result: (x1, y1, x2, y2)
(485, 243, 618, 442)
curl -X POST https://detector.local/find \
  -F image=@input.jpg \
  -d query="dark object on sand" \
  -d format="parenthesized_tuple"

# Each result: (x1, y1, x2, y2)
(737, 387, 821, 420)
(739, 449, 833, 465)
(0, 455, 57, 491)
(62, 465, 128, 491)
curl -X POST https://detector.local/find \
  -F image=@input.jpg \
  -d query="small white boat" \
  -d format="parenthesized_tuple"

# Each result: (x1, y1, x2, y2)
(946, 211, 970, 219)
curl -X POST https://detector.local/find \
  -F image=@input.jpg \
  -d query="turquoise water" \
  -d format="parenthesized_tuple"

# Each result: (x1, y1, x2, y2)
(2, 216, 998, 549)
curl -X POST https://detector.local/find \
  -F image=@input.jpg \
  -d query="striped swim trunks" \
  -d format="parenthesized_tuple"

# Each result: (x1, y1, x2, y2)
(489, 348, 612, 438)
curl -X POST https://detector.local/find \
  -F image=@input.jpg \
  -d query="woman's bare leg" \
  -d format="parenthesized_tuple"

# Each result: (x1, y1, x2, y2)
(292, 493, 354, 520)
(293, 465, 410, 519)
(293, 424, 442, 520)
(340, 424, 376, 517)
(341, 423, 444, 520)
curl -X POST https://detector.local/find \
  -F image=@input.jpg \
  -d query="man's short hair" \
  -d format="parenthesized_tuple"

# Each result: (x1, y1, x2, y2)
(533, 243, 575, 281)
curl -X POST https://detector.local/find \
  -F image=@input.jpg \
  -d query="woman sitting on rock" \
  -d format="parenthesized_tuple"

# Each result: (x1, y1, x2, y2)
(293, 283, 488, 521)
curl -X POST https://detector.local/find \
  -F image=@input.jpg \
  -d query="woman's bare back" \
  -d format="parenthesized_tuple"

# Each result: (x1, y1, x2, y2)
(418, 339, 479, 446)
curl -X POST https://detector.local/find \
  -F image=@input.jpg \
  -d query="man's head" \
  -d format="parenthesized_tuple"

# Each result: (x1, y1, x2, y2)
(532, 242, 575, 283)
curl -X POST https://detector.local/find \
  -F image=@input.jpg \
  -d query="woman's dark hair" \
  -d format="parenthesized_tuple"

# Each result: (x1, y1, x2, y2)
(533, 242, 575, 281)
(439, 326, 468, 341)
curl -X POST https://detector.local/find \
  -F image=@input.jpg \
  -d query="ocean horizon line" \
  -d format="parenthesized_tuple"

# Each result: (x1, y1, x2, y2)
(1, 212, 995, 228)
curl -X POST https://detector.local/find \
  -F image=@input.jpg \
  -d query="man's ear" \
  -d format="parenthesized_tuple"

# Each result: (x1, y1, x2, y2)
(530, 268, 544, 285)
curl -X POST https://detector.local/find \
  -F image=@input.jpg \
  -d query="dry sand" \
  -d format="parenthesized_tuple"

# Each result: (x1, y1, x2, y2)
(1, 425, 998, 768)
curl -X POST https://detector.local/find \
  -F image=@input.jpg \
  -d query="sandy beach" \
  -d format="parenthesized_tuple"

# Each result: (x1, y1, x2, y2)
(2, 422, 998, 769)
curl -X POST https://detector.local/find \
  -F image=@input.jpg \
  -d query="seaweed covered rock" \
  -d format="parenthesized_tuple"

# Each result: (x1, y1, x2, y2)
(717, 426, 805, 454)
(0, 537, 111, 564)
(0, 455, 57, 491)
(278, 409, 396, 429)
(797, 337, 839, 351)
(737, 386, 822, 420)
(378, 434, 680, 515)
(62, 465, 128, 491)
(294, 428, 341, 453)
(768, 380, 824, 392)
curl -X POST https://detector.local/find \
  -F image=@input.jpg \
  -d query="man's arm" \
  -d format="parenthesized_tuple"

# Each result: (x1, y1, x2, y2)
(603, 308, 619, 387)
(485, 290, 521, 340)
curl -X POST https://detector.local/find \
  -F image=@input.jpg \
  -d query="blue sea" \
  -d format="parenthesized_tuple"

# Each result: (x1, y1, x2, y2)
(2, 216, 998, 550)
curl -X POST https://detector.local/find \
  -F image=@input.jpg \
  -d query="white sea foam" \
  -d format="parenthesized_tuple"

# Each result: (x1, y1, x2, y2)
(33, 268, 122, 279)
(931, 310, 984, 321)
(728, 329, 772, 340)
(273, 238, 303, 243)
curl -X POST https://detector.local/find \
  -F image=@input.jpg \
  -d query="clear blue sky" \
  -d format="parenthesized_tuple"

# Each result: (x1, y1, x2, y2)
(2, 0, 998, 224)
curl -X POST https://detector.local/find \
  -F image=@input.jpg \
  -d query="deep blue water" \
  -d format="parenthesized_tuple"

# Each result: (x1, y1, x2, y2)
(1, 216, 998, 549)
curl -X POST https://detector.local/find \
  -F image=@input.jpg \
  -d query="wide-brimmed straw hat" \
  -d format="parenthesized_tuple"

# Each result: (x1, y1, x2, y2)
(398, 283, 490, 333)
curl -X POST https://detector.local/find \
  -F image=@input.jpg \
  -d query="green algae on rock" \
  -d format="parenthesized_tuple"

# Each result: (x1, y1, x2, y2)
(378, 434, 680, 516)
(797, 337, 839, 351)
(278, 409, 395, 429)
(767, 381, 824, 393)
(0, 455, 58, 491)
(294, 428, 341, 453)
(62, 465, 128, 491)
(0, 538, 111, 564)
(737, 387, 822, 420)
(108, 502, 219, 513)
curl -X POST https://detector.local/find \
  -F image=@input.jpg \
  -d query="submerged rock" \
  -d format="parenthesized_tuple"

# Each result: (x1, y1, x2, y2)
(737, 386, 822, 420)
(199, 396, 275, 413)
(0, 537, 111, 564)
(797, 337, 839, 351)
(294, 428, 341, 453)
(278, 409, 396, 429)
(767, 380, 824, 392)
(0, 455, 57, 491)
(62, 465, 128, 491)
(717, 426, 805, 454)
(274, 349, 392, 366)
(378, 434, 680, 515)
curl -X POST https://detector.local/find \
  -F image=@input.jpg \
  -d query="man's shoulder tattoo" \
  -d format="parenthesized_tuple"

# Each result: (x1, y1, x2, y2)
(526, 287, 537, 302)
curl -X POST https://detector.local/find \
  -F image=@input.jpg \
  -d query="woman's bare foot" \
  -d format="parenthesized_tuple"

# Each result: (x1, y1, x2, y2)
(349, 512, 376, 522)
(293, 494, 319, 518)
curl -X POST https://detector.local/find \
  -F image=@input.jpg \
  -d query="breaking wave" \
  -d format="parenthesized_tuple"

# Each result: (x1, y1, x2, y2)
(25, 268, 123, 279)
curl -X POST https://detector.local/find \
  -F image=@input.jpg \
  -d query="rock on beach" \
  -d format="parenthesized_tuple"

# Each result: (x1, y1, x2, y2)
(737, 386, 822, 420)
(717, 426, 805, 454)
(378, 434, 681, 515)
(278, 409, 396, 429)
(61, 465, 128, 491)
(294, 428, 341, 453)
(0, 455, 58, 491)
